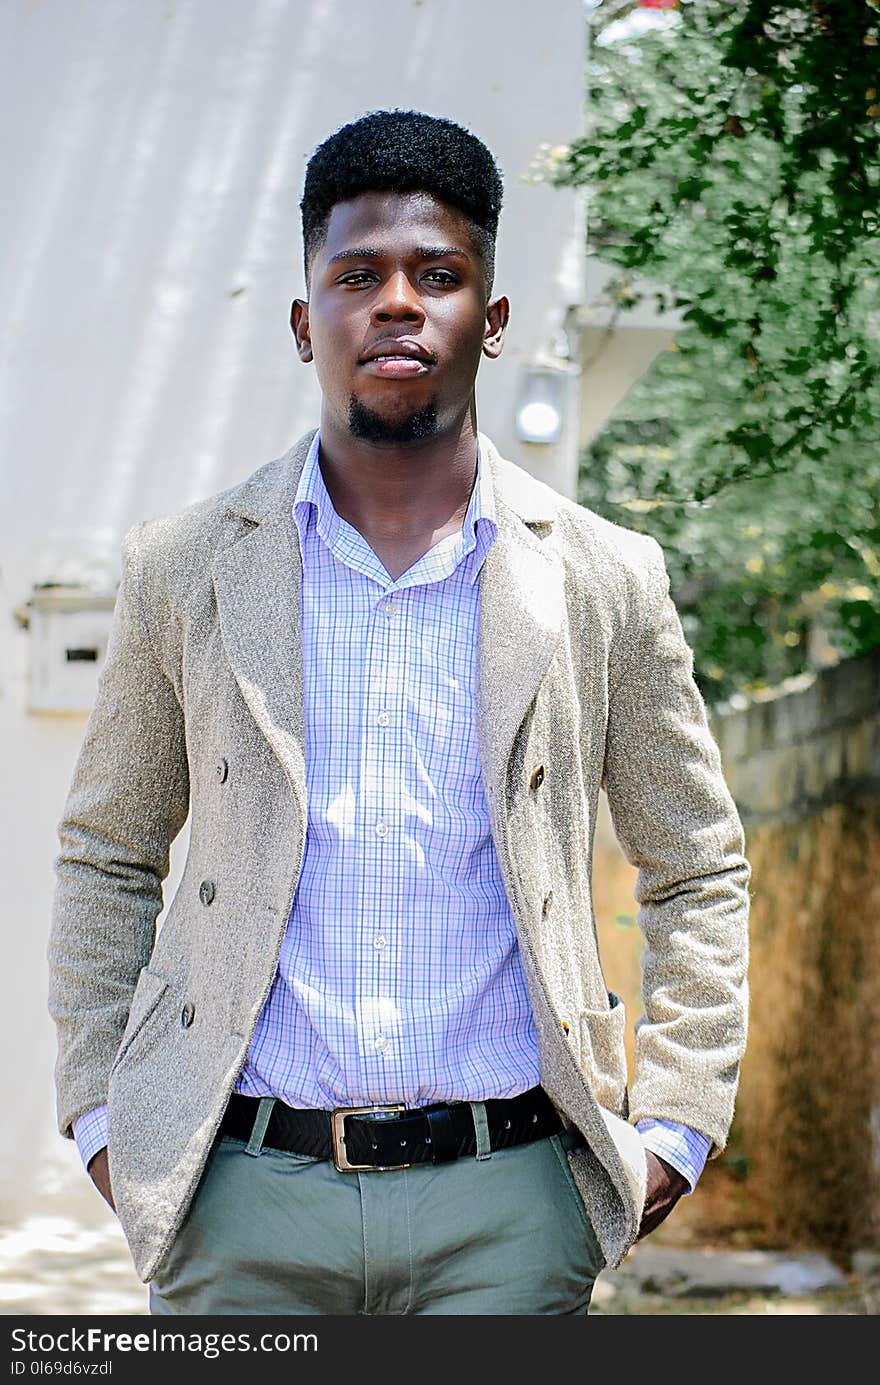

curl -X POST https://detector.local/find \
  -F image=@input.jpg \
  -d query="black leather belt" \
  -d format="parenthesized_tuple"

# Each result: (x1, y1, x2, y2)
(218, 1086, 583, 1171)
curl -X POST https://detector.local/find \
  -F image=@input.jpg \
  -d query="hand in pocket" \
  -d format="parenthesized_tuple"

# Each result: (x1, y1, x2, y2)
(637, 1150, 687, 1240)
(87, 1147, 117, 1213)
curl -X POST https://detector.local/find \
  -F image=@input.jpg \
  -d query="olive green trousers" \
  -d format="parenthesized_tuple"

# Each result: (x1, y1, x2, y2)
(148, 1099, 605, 1316)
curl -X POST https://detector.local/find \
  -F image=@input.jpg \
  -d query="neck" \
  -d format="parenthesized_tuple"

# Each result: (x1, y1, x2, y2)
(315, 406, 480, 540)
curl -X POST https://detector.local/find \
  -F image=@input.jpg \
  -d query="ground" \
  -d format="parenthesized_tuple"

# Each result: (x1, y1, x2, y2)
(0, 1170, 876, 1316)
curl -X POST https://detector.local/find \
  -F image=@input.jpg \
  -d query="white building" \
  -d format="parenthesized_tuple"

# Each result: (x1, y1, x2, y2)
(1, 0, 687, 1252)
(1, 0, 590, 1231)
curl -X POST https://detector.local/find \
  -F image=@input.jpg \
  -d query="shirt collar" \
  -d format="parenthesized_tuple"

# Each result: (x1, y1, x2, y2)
(293, 430, 497, 586)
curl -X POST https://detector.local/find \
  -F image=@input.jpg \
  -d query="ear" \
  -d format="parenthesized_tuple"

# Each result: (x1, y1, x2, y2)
(482, 295, 510, 360)
(290, 298, 313, 363)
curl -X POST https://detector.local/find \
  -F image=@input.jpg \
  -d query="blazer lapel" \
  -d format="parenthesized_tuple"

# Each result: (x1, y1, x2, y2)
(211, 428, 566, 824)
(476, 436, 565, 816)
(211, 433, 314, 802)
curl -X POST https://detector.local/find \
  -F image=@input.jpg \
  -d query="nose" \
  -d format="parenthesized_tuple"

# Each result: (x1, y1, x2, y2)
(371, 269, 424, 326)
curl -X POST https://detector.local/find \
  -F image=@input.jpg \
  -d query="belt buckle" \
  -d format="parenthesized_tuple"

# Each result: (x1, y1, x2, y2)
(330, 1104, 409, 1172)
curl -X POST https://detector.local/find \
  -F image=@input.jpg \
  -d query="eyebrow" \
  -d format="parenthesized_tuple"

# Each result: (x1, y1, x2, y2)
(326, 245, 472, 266)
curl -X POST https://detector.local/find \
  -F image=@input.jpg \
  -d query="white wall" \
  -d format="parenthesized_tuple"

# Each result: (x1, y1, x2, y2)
(0, 0, 584, 1215)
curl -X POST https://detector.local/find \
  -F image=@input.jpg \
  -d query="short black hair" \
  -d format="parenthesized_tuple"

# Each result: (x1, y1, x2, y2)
(300, 109, 504, 296)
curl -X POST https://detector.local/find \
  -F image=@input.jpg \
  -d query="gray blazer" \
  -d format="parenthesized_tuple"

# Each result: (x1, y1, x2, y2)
(48, 428, 750, 1283)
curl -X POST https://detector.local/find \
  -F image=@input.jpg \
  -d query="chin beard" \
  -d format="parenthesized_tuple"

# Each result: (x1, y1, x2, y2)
(348, 394, 439, 444)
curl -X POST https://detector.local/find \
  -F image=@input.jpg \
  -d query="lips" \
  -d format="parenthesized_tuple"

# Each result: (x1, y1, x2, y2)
(361, 358, 430, 378)
(359, 339, 434, 366)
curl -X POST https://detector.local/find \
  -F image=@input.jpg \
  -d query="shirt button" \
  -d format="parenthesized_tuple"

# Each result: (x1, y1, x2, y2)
(383, 600, 395, 617)
(181, 1002, 195, 1028)
(373, 934, 387, 950)
(377, 711, 391, 727)
(375, 821, 389, 838)
(374, 1035, 389, 1053)
(199, 880, 216, 906)
(215, 758, 229, 783)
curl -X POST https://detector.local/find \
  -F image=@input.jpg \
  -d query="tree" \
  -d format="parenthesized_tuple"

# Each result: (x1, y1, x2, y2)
(540, 0, 880, 702)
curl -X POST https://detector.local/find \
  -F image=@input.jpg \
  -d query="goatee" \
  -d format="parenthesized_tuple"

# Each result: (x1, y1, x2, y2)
(348, 394, 439, 444)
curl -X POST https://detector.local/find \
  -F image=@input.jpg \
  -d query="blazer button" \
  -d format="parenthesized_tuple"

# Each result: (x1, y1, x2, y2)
(199, 879, 216, 906)
(215, 758, 229, 784)
(529, 764, 545, 791)
(180, 1002, 195, 1028)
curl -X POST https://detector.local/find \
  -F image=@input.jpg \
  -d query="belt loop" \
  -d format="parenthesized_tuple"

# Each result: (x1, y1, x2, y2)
(471, 1100, 492, 1161)
(244, 1096, 276, 1157)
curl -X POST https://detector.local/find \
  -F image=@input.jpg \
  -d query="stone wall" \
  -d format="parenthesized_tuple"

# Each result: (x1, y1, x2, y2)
(593, 647, 880, 1261)
(711, 647, 880, 1260)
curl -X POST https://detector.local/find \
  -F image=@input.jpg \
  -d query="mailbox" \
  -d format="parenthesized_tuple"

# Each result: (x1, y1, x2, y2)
(16, 584, 117, 713)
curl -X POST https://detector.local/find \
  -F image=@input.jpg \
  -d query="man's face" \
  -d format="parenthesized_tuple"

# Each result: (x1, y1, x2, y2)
(291, 191, 508, 444)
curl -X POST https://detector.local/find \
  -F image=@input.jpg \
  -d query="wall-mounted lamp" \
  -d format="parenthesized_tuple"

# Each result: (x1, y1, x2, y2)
(514, 366, 568, 444)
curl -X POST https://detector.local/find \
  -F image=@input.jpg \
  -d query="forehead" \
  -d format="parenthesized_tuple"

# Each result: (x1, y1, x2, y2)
(318, 190, 479, 259)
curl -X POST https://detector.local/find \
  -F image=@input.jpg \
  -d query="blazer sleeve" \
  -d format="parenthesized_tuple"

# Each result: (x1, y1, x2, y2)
(47, 522, 190, 1140)
(601, 535, 750, 1155)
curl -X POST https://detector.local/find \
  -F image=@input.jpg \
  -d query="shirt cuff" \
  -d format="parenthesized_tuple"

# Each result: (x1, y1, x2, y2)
(72, 1105, 110, 1173)
(636, 1118, 711, 1193)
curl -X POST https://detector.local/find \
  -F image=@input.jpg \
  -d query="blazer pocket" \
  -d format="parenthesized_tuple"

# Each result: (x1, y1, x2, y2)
(110, 965, 170, 1073)
(578, 991, 628, 1116)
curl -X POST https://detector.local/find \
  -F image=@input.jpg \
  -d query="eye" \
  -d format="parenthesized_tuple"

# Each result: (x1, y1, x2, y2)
(423, 269, 458, 285)
(337, 270, 378, 286)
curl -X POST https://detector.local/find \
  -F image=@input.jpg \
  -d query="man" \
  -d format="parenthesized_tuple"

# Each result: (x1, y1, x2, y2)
(48, 109, 750, 1315)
